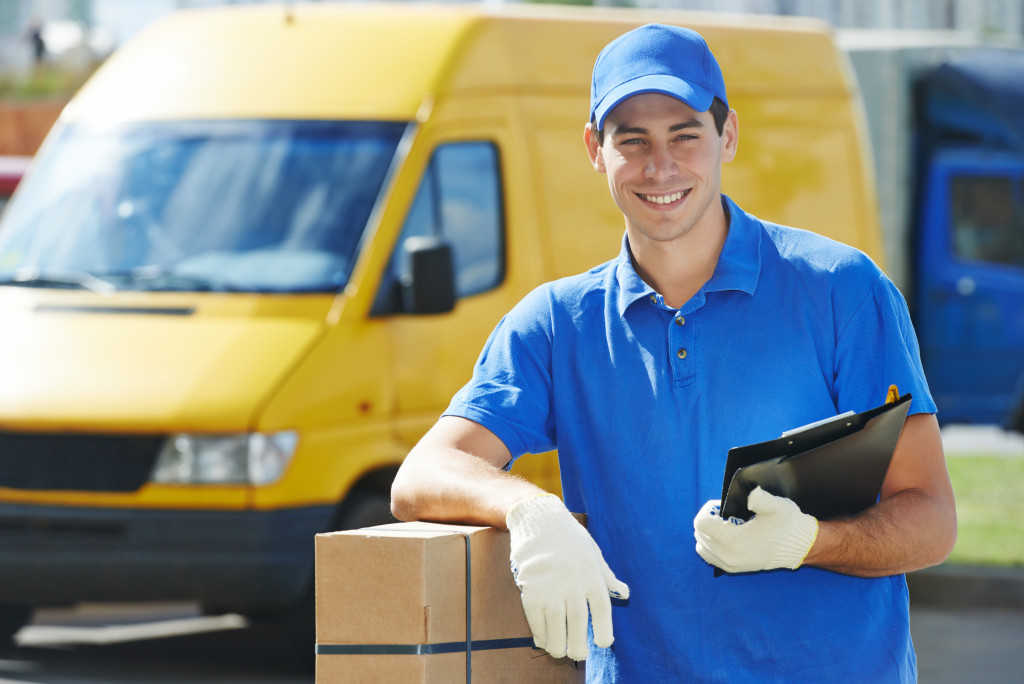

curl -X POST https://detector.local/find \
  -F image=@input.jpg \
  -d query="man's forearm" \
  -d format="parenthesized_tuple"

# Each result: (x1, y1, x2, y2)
(803, 487, 957, 577)
(390, 417, 546, 530)
(391, 446, 543, 529)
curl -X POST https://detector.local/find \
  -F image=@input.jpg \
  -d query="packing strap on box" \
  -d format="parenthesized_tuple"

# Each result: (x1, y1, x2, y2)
(315, 636, 535, 656)
(315, 528, 534, 682)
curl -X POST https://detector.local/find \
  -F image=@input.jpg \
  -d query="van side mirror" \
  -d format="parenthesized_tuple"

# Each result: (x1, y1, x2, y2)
(401, 236, 456, 315)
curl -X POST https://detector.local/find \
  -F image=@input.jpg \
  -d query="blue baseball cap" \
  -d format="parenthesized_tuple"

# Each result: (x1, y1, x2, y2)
(590, 24, 728, 131)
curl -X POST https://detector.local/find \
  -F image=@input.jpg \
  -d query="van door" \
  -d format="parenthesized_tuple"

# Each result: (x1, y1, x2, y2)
(915, 151, 1024, 426)
(373, 114, 544, 449)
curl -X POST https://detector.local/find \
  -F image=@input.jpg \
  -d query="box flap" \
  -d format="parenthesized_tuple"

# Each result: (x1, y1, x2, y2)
(316, 522, 532, 647)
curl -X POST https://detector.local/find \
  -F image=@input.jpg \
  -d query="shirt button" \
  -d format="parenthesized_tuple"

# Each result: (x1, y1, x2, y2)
(677, 348, 688, 359)
(675, 315, 685, 326)
(649, 295, 657, 303)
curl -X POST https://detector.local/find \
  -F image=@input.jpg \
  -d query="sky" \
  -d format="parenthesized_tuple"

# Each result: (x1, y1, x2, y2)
(92, 0, 184, 46)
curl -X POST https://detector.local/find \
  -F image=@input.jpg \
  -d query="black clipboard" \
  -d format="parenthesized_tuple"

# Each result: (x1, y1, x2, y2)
(710, 394, 912, 576)
(719, 393, 913, 523)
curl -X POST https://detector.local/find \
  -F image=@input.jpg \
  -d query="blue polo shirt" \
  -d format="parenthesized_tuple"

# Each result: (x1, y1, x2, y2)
(446, 195, 934, 683)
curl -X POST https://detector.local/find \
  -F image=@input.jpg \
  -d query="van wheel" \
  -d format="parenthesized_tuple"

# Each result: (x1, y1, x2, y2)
(272, 489, 396, 671)
(0, 603, 32, 650)
(334, 488, 398, 531)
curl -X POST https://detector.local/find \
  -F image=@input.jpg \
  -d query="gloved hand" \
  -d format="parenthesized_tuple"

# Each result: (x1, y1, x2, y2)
(506, 494, 629, 661)
(693, 487, 818, 573)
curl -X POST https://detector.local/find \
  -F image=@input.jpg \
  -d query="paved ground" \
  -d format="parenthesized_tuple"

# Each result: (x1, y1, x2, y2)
(911, 424, 1024, 681)
(1, 603, 308, 684)
(912, 606, 1024, 683)
(0, 598, 1018, 683)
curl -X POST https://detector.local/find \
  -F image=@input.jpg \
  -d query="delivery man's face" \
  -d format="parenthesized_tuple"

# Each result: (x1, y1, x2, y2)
(585, 92, 737, 248)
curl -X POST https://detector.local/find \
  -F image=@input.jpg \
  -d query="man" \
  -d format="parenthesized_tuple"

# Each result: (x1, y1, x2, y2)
(391, 23, 956, 682)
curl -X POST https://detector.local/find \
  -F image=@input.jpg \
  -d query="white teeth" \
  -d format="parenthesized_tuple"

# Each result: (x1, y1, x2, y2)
(642, 191, 687, 204)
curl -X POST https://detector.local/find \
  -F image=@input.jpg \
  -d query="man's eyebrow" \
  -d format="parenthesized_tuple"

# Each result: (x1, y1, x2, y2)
(669, 118, 705, 131)
(610, 118, 705, 136)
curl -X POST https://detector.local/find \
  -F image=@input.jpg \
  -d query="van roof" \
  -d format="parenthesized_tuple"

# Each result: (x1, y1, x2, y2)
(65, 3, 852, 125)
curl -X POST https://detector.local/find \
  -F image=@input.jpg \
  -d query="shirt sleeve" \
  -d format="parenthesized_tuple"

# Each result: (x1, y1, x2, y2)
(443, 286, 558, 463)
(833, 272, 937, 417)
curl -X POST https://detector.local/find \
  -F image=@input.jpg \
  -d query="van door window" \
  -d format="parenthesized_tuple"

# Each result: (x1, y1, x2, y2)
(950, 175, 1024, 267)
(373, 141, 504, 314)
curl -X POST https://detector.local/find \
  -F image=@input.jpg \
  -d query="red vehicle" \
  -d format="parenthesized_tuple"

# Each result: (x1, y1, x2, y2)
(0, 155, 31, 213)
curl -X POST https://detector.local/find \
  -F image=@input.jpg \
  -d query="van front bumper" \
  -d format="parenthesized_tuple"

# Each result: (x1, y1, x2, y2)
(0, 502, 335, 613)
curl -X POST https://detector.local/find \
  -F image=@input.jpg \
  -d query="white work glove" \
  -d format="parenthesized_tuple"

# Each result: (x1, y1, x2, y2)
(506, 494, 629, 661)
(693, 487, 818, 574)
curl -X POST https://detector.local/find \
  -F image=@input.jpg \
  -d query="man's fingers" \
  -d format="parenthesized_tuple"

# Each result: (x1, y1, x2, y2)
(565, 595, 591, 660)
(506, 496, 626, 660)
(746, 486, 776, 513)
(589, 590, 615, 649)
(695, 537, 727, 569)
(693, 486, 817, 572)
(697, 498, 719, 519)
(599, 558, 630, 600)
(521, 593, 548, 651)
(606, 575, 630, 600)
(544, 602, 568, 659)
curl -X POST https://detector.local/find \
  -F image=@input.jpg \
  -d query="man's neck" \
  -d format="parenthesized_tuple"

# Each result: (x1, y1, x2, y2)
(628, 201, 730, 309)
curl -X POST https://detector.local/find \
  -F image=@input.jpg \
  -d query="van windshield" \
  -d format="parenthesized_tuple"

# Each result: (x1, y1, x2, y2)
(0, 120, 407, 293)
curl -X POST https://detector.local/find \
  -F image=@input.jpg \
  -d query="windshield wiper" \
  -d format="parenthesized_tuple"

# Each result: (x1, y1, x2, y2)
(121, 269, 240, 292)
(0, 270, 117, 295)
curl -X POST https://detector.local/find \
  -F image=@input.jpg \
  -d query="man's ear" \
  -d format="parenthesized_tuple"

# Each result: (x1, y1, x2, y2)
(584, 122, 606, 173)
(721, 109, 739, 163)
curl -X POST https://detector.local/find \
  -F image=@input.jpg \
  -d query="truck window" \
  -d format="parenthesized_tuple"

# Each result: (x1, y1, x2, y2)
(373, 141, 504, 314)
(0, 120, 406, 293)
(950, 175, 1024, 268)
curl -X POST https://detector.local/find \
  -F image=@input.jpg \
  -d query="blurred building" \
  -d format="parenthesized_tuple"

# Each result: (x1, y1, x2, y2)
(0, 0, 112, 75)
(0, 0, 1023, 79)
(627, 0, 1024, 39)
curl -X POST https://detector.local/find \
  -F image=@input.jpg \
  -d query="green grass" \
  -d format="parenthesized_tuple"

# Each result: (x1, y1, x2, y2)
(945, 453, 1024, 568)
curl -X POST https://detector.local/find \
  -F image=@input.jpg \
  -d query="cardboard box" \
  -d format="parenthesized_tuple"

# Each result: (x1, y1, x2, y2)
(315, 521, 583, 683)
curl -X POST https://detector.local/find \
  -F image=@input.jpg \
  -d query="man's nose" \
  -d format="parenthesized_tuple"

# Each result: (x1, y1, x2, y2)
(644, 143, 678, 181)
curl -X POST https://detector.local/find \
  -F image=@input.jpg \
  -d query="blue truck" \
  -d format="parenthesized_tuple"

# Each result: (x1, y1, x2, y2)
(842, 33, 1024, 432)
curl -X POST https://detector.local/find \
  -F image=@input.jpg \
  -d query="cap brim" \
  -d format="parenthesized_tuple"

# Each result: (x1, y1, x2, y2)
(594, 74, 715, 130)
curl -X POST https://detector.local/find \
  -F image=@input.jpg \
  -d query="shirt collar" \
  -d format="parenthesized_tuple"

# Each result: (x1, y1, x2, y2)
(706, 195, 761, 295)
(614, 194, 761, 316)
(614, 236, 655, 316)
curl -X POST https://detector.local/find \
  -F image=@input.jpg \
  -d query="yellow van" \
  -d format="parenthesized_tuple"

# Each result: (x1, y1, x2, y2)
(0, 2, 880, 655)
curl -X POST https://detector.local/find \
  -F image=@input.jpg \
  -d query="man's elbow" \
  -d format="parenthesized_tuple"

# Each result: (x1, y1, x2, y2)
(389, 469, 420, 522)
(919, 498, 958, 569)
(932, 506, 958, 566)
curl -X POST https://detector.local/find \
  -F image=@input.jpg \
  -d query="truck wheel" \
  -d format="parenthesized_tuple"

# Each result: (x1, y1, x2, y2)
(0, 603, 32, 650)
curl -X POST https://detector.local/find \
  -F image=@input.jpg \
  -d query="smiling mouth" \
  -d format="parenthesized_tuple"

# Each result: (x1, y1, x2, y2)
(639, 189, 690, 205)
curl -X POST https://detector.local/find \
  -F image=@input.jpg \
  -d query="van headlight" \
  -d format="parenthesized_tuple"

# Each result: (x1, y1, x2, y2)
(150, 431, 298, 485)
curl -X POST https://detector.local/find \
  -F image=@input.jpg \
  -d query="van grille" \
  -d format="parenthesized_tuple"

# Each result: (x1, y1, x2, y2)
(0, 432, 164, 492)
